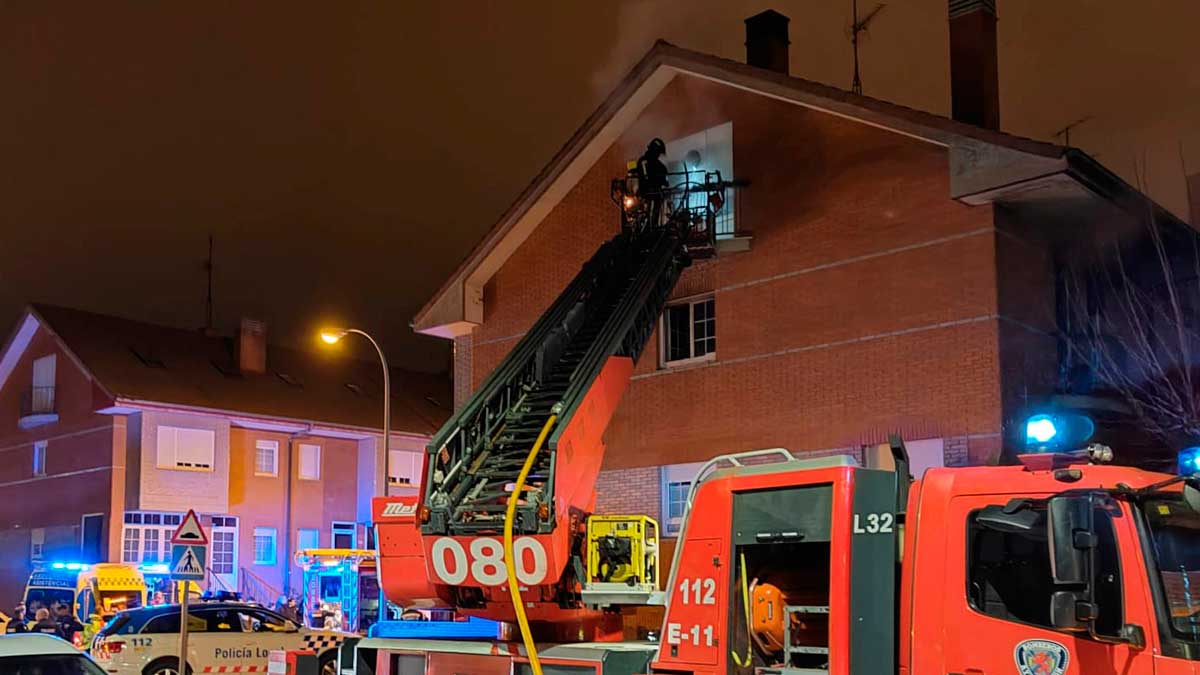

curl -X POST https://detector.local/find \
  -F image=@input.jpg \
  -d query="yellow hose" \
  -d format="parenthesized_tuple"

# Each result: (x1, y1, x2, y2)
(504, 414, 557, 675)
(730, 552, 752, 668)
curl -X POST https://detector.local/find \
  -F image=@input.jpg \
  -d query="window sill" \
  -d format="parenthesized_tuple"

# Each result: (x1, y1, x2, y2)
(158, 465, 215, 473)
(663, 352, 716, 370)
(253, 561, 276, 566)
(715, 233, 753, 254)
(297, 476, 320, 482)
(18, 413, 59, 430)
(254, 472, 279, 478)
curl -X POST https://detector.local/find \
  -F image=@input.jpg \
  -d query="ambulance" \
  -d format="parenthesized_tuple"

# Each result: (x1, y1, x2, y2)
(20, 562, 147, 644)
(92, 602, 346, 675)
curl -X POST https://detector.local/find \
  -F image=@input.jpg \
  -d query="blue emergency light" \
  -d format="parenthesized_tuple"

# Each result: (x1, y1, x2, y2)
(1023, 411, 1095, 451)
(139, 563, 170, 574)
(50, 562, 90, 571)
(1179, 447, 1200, 475)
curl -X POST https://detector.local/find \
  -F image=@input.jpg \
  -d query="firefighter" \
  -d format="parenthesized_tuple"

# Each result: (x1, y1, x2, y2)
(637, 138, 669, 227)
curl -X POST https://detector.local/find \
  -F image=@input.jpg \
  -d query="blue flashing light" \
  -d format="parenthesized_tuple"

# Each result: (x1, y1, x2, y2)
(139, 563, 170, 574)
(1026, 414, 1059, 446)
(51, 563, 65, 570)
(1179, 447, 1200, 475)
(368, 616, 502, 640)
(49, 562, 90, 571)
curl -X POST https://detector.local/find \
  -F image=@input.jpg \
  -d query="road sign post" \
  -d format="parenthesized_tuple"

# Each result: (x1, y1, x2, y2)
(170, 510, 209, 674)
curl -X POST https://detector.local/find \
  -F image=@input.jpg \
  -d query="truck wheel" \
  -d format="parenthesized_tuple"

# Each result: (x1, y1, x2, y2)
(143, 657, 192, 675)
(319, 650, 338, 675)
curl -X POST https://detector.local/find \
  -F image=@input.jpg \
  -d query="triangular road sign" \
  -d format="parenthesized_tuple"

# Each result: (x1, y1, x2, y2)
(170, 509, 209, 545)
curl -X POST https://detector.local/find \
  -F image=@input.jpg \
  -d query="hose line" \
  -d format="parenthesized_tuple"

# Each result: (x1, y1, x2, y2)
(504, 413, 558, 675)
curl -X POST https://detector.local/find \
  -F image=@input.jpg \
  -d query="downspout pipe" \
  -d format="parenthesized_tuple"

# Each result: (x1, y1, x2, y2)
(282, 424, 312, 596)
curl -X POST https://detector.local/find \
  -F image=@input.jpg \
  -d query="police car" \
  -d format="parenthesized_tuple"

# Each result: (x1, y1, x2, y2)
(91, 602, 345, 675)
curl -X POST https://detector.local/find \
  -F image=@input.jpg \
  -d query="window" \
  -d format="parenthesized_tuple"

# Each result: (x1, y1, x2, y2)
(666, 122, 735, 238)
(30, 528, 44, 562)
(29, 354, 56, 414)
(122, 528, 140, 563)
(660, 462, 703, 536)
(388, 450, 419, 486)
(254, 440, 279, 477)
(662, 297, 716, 366)
(253, 528, 277, 565)
(122, 511, 182, 565)
(298, 444, 321, 480)
(332, 522, 356, 549)
(297, 528, 320, 551)
(32, 441, 46, 477)
(142, 528, 160, 562)
(967, 502, 1122, 636)
(238, 608, 292, 632)
(156, 426, 215, 471)
(211, 530, 235, 575)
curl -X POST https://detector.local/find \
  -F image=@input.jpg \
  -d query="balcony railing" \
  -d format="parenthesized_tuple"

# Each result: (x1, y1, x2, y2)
(19, 387, 57, 428)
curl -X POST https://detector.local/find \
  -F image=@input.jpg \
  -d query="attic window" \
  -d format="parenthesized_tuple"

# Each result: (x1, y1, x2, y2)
(276, 372, 303, 388)
(345, 383, 365, 397)
(210, 360, 242, 378)
(130, 347, 166, 369)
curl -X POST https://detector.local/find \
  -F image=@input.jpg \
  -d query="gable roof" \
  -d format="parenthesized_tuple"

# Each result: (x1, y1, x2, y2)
(13, 304, 449, 438)
(412, 40, 1072, 338)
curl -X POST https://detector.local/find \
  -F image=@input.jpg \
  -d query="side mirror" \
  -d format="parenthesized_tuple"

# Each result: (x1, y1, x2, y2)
(1048, 495, 1093, 585)
(1047, 494, 1096, 631)
(1119, 623, 1147, 650)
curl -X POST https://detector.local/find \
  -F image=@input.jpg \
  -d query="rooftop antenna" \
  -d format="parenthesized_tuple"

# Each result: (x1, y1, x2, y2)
(850, 0, 886, 95)
(1053, 116, 1093, 149)
(203, 234, 215, 335)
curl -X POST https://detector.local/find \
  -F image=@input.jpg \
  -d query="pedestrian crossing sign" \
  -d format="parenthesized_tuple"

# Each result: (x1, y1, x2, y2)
(170, 543, 207, 581)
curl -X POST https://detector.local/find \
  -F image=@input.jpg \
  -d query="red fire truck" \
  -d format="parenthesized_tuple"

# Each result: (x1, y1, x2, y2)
(350, 167, 1200, 675)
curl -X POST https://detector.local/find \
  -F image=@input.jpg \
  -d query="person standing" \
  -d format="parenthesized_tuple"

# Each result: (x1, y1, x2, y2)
(636, 138, 669, 228)
(5, 605, 28, 633)
(31, 608, 58, 636)
(55, 604, 83, 644)
(283, 597, 302, 626)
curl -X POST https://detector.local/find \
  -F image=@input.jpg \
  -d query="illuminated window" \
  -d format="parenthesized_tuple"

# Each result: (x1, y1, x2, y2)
(156, 426, 215, 471)
(32, 441, 47, 477)
(660, 462, 703, 536)
(122, 528, 140, 563)
(662, 296, 716, 366)
(297, 528, 319, 551)
(666, 122, 735, 238)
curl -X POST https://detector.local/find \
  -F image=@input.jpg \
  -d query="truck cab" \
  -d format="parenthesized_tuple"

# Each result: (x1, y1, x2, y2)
(904, 458, 1200, 675)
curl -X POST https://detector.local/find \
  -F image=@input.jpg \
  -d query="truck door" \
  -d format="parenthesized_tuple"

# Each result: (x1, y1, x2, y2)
(939, 495, 1154, 675)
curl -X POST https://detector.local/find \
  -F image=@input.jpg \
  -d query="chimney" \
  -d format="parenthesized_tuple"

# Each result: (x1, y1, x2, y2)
(237, 318, 267, 375)
(744, 10, 790, 75)
(948, 0, 1000, 130)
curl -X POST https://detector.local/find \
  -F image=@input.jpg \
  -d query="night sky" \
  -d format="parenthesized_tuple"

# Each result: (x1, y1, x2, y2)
(2, 2, 1197, 372)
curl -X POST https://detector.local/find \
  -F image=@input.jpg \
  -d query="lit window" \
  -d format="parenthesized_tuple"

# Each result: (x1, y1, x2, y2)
(30, 528, 44, 562)
(666, 122, 735, 238)
(298, 444, 320, 480)
(211, 530, 235, 575)
(388, 450, 419, 486)
(662, 297, 716, 366)
(254, 440, 279, 477)
(32, 441, 47, 477)
(253, 528, 277, 565)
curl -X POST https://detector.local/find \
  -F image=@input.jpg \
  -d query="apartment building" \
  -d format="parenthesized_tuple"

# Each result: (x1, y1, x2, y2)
(0, 304, 447, 604)
(413, 7, 1187, 540)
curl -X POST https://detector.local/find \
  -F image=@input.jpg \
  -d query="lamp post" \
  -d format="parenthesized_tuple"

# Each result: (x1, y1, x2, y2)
(321, 328, 391, 494)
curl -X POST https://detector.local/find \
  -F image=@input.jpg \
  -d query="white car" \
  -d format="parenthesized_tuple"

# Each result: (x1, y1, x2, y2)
(1, 632, 107, 674)
(91, 602, 346, 675)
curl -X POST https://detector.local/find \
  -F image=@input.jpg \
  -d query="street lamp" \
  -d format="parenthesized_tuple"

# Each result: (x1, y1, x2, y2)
(320, 328, 391, 493)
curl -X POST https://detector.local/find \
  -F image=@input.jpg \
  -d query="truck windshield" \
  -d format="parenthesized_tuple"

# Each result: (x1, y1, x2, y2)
(1144, 496, 1200, 639)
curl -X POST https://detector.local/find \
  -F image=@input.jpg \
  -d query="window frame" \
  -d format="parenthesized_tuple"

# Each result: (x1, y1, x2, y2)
(254, 440, 279, 477)
(297, 528, 320, 552)
(659, 462, 704, 536)
(297, 443, 321, 481)
(253, 527, 277, 566)
(122, 511, 184, 565)
(156, 425, 216, 472)
(32, 440, 47, 477)
(659, 295, 717, 368)
(331, 521, 356, 550)
(964, 500, 1125, 639)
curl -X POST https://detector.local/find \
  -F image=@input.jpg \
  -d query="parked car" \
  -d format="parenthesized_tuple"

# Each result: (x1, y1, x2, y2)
(0, 633, 106, 675)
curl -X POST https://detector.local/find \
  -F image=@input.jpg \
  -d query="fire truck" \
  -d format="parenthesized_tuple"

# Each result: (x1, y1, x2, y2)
(350, 167, 1200, 675)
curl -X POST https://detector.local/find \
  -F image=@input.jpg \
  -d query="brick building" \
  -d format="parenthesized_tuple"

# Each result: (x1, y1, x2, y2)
(0, 304, 447, 605)
(413, 8, 1181, 536)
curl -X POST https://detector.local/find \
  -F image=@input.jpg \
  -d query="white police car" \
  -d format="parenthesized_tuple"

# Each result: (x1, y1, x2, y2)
(91, 602, 345, 675)
(1, 633, 106, 674)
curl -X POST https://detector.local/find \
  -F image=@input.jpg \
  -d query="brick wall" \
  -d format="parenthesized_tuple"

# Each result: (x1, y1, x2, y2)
(464, 73, 1019, 477)
(593, 466, 661, 517)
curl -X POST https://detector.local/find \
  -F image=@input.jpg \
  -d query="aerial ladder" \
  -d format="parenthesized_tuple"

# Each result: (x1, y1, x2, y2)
(374, 165, 731, 634)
